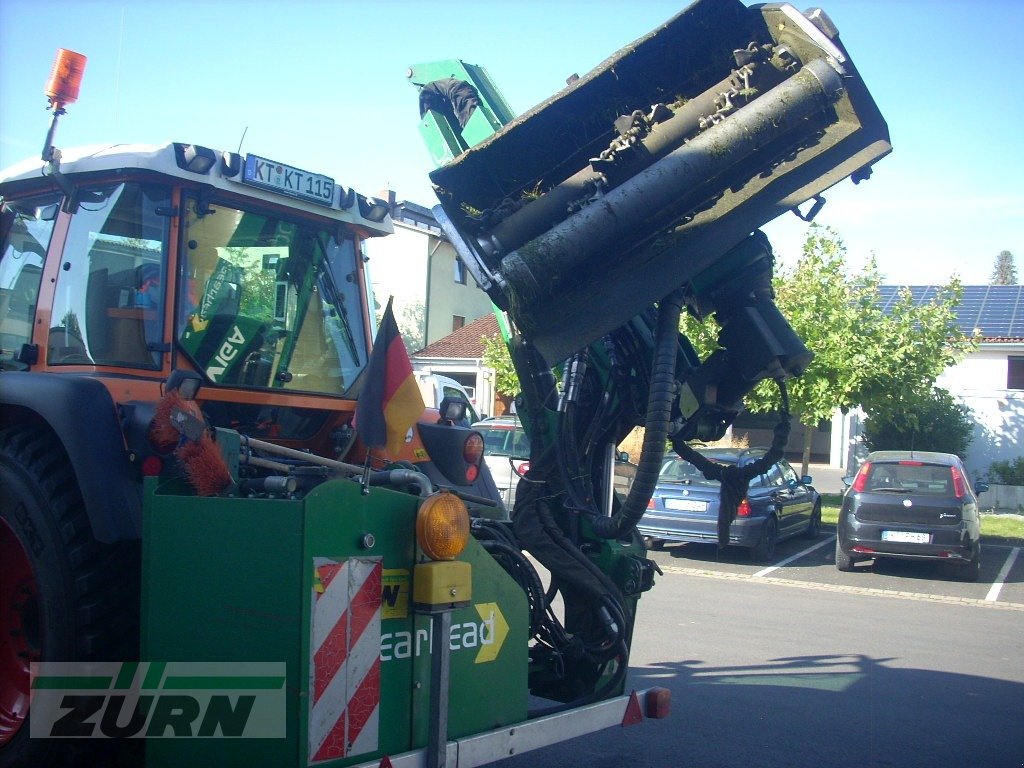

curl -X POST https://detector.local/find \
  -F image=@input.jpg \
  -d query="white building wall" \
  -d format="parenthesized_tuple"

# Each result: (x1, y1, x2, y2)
(831, 343, 1024, 479)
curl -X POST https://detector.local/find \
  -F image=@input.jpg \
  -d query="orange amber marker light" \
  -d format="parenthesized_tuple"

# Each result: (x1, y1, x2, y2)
(644, 687, 672, 719)
(45, 49, 87, 110)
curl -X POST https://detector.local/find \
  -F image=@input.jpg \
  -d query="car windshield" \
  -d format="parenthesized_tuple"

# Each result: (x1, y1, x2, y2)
(862, 462, 953, 494)
(658, 457, 729, 487)
(177, 198, 368, 395)
(477, 425, 529, 457)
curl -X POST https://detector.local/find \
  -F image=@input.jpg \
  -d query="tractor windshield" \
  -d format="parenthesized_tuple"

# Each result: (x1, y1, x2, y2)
(177, 197, 368, 396)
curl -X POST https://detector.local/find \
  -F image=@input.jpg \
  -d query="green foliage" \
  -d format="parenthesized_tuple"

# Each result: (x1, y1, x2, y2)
(682, 225, 977, 429)
(863, 387, 974, 458)
(990, 250, 1018, 286)
(987, 456, 1024, 485)
(481, 331, 520, 396)
(240, 269, 277, 322)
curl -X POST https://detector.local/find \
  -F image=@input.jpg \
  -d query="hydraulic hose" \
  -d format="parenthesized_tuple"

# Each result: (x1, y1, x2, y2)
(591, 289, 685, 538)
(367, 468, 432, 498)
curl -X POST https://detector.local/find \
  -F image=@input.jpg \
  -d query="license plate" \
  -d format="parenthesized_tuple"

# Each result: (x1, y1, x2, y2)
(881, 530, 931, 544)
(241, 154, 335, 206)
(665, 498, 708, 512)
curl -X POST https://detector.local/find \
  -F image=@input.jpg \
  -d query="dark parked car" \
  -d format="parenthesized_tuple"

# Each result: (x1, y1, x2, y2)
(836, 451, 987, 581)
(639, 448, 822, 562)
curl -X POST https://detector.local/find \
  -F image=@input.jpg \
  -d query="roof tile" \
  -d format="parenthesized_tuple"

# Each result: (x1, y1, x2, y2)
(413, 314, 499, 358)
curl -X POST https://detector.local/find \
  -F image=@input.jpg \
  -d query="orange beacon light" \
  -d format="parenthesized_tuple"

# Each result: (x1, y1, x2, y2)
(45, 48, 87, 112)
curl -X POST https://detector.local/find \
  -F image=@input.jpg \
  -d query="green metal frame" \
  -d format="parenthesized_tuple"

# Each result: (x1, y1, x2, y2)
(142, 478, 527, 767)
(408, 59, 515, 171)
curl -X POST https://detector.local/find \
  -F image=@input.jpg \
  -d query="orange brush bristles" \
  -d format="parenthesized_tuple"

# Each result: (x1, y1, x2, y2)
(176, 433, 233, 497)
(149, 390, 202, 453)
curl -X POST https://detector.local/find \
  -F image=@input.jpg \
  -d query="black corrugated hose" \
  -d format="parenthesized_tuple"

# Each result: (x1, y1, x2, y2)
(670, 379, 791, 546)
(590, 289, 686, 539)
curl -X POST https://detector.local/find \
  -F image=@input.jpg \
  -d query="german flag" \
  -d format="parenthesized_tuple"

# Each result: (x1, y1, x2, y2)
(356, 297, 425, 455)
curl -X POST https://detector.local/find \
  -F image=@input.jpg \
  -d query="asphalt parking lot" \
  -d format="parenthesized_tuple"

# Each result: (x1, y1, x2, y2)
(645, 525, 1024, 608)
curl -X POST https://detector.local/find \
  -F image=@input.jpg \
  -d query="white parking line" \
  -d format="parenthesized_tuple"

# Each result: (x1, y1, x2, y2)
(985, 546, 1021, 602)
(753, 535, 837, 578)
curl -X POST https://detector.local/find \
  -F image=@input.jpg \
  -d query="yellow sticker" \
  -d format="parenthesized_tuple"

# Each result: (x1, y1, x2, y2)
(473, 602, 509, 664)
(382, 569, 410, 619)
(414, 448, 428, 460)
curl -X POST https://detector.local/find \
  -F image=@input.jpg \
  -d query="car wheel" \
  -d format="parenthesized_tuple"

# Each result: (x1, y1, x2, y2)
(750, 516, 778, 563)
(835, 537, 857, 572)
(803, 502, 822, 539)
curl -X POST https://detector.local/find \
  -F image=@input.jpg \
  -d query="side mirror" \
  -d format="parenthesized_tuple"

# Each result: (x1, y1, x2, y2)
(801, 475, 813, 485)
(841, 476, 853, 489)
(438, 395, 469, 426)
(975, 482, 989, 494)
(618, 451, 630, 463)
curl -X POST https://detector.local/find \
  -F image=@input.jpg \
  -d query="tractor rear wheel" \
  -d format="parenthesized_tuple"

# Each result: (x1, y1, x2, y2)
(0, 427, 139, 767)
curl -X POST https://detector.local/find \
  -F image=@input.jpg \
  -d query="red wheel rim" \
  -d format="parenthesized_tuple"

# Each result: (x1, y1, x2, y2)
(0, 517, 39, 745)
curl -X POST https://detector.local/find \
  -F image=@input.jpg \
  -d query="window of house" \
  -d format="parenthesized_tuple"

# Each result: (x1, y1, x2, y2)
(1009, 356, 1024, 389)
(452, 315, 465, 332)
(454, 257, 467, 285)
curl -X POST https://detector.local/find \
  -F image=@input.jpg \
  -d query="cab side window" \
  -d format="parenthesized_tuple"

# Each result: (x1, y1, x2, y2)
(49, 182, 170, 368)
(0, 194, 60, 369)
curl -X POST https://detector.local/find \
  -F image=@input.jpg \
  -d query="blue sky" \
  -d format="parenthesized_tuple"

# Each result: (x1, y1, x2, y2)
(1, 0, 1021, 285)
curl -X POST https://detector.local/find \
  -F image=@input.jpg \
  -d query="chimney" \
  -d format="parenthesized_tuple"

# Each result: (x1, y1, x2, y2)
(378, 188, 397, 217)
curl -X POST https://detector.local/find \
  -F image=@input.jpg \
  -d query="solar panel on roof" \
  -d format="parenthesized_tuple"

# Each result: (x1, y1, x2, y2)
(875, 284, 1024, 339)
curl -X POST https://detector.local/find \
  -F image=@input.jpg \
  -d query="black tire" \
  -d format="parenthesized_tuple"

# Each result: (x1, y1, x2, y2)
(835, 536, 857, 572)
(0, 427, 140, 768)
(750, 516, 778, 563)
(803, 502, 822, 539)
(645, 537, 665, 551)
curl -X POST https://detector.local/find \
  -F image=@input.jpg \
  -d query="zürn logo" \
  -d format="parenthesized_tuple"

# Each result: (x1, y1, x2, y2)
(30, 662, 286, 739)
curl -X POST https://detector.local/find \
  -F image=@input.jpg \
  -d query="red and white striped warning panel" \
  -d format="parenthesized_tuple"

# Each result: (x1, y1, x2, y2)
(309, 557, 382, 765)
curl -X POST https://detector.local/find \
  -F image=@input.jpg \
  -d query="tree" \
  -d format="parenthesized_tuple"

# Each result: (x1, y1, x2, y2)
(378, 300, 425, 353)
(481, 332, 520, 396)
(990, 250, 1018, 285)
(863, 387, 974, 458)
(682, 225, 976, 474)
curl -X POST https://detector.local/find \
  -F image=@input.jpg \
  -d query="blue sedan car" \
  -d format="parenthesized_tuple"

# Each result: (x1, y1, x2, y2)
(638, 448, 822, 561)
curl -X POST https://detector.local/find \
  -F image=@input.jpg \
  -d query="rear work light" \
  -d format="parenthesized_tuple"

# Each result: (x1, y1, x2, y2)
(851, 461, 872, 493)
(463, 432, 484, 464)
(950, 465, 967, 499)
(463, 432, 484, 483)
(736, 498, 752, 517)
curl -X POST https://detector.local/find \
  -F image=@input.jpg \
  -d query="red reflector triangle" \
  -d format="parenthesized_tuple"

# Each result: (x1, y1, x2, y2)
(621, 691, 643, 727)
(378, 757, 394, 768)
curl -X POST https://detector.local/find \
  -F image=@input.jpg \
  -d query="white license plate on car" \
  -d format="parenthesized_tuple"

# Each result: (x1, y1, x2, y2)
(242, 154, 335, 206)
(665, 498, 708, 512)
(881, 530, 931, 544)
